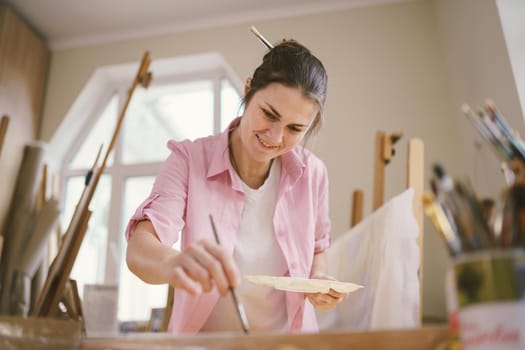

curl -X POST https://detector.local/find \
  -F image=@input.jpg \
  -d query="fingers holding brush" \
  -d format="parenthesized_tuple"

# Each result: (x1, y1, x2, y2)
(171, 239, 240, 296)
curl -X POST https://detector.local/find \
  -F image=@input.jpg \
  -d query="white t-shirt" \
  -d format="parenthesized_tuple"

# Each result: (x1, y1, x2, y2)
(201, 158, 288, 333)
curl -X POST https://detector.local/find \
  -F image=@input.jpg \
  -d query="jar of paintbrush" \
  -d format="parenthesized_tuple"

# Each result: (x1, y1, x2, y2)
(425, 163, 525, 350)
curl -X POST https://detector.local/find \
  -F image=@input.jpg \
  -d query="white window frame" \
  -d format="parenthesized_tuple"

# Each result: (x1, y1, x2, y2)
(55, 54, 242, 291)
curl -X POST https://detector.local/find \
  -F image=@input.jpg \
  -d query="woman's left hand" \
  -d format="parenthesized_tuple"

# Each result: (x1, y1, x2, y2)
(306, 275, 348, 312)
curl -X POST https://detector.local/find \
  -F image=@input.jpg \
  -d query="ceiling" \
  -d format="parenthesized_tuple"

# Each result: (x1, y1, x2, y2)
(2, 0, 405, 50)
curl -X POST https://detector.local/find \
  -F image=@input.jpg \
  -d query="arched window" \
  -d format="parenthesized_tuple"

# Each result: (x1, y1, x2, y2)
(58, 55, 242, 322)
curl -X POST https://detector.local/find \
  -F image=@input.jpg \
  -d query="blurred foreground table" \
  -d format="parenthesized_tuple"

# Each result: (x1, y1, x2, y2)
(81, 325, 449, 350)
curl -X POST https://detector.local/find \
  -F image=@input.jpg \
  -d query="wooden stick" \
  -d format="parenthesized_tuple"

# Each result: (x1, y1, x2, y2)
(162, 286, 175, 332)
(0, 111, 9, 250)
(406, 137, 424, 325)
(61, 279, 83, 321)
(32, 51, 153, 317)
(70, 279, 84, 321)
(0, 115, 9, 158)
(97, 51, 151, 178)
(373, 131, 386, 211)
(350, 190, 364, 228)
(33, 209, 91, 317)
(60, 280, 75, 318)
(33, 141, 99, 316)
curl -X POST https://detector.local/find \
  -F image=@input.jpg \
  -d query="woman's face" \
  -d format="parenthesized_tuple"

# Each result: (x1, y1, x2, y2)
(239, 83, 319, 164)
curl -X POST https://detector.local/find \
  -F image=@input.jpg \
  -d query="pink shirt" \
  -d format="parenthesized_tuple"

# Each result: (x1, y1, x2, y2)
(125, 119, 331, 334)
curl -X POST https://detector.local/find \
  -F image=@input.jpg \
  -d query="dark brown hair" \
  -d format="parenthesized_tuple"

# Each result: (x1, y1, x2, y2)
(243, 39, 328, 140)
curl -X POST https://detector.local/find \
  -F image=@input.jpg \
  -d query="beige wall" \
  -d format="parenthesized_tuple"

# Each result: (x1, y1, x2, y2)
(40, 0, 521, 321)
(432, 0, 523, 200)
(425, 0, 523, 320)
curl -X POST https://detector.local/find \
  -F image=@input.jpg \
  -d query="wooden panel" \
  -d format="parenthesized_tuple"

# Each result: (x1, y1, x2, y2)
(0, 4, 49, 138)
(0, 4, 49, 242)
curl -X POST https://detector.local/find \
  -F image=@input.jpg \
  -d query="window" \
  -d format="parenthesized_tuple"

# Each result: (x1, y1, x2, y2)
(61, 72, 242, 324)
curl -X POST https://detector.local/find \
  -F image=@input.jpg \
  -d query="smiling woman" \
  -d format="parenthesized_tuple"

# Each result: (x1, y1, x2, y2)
(124, 39, 347, 335)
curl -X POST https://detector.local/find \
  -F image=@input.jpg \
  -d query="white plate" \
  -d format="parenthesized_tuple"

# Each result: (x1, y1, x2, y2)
(245, 275, 363, 293)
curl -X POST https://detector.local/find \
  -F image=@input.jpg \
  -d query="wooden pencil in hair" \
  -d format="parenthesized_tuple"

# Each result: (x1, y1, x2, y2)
(250, 26, 273, 49)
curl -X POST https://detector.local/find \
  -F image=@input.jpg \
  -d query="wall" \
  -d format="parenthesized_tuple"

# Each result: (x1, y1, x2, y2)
(38, 0, 522, 321)
(432, 0, 523, 200)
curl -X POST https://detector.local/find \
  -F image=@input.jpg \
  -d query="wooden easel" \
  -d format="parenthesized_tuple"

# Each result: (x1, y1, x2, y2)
(350, 130, 424, 323)
(350, 131, 403, 226)
(31, 52, 152, 317)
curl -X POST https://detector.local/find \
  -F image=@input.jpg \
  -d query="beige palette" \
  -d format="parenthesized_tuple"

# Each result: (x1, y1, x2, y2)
(245, 275, 363, 294)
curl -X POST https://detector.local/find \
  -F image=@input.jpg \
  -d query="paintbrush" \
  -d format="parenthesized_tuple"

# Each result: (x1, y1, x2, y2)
(500, 183, 525, 248)
(423, 192, 463, 256)
(461, 104, 513, 161)
(208, 214, 250, 334)
(432, 164, 495, 251)
(484, 101, 525, 161)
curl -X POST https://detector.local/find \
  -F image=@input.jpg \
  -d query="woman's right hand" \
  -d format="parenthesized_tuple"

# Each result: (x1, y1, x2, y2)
(126, 220, 240, 297)
(167, 238, 240, 296)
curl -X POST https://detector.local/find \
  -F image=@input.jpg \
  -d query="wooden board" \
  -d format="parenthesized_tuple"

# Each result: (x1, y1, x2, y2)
(81, 325, 449, 350)
(407, 137, 424, 322)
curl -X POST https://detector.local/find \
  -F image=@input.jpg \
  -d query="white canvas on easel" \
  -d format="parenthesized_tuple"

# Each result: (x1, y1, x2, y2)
(317, 131, 424, 330)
